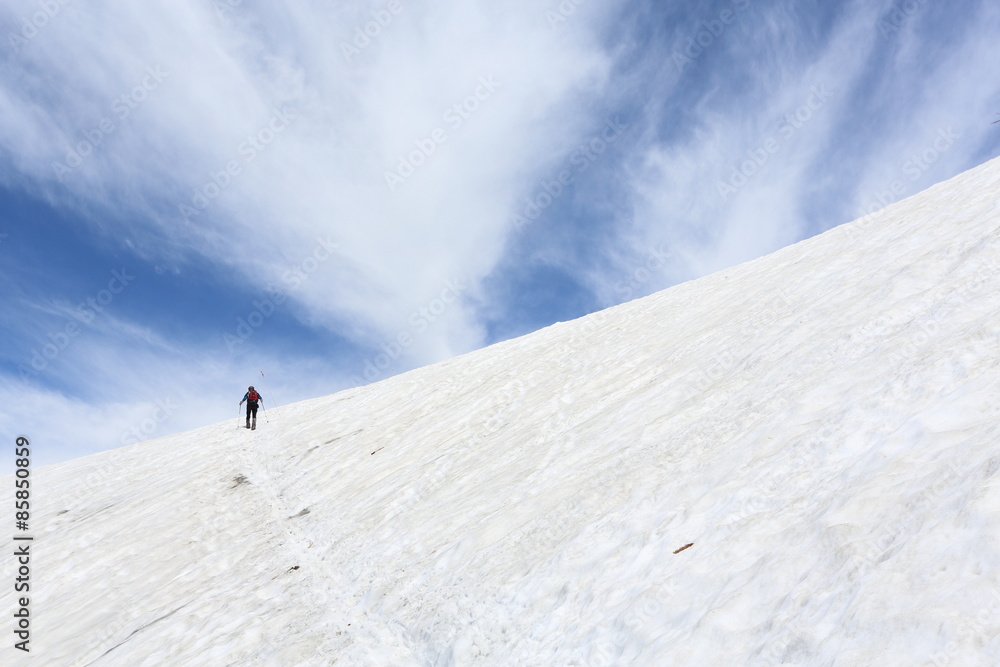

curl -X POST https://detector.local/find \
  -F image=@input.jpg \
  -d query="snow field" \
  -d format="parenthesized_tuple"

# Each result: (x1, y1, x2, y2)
(3, 157, 1000, 664)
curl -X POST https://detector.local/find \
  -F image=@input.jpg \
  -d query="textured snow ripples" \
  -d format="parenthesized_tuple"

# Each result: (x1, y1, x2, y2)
(7, 157, 1000, 664)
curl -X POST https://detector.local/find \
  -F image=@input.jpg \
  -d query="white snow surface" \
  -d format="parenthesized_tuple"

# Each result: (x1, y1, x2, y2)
(5, 158, 1000, 665)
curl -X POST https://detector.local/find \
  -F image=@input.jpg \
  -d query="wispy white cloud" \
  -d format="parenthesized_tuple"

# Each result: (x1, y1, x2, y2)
(841, 1, 1000, 212)
(1, 0, 617, 365)
(578, 0, 1000, 306)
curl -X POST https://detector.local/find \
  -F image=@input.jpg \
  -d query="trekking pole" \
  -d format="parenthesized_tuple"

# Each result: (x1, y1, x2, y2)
(259, 370, 279, 417)
(237, 403, 242, 429)
(261, 402, 269, 424)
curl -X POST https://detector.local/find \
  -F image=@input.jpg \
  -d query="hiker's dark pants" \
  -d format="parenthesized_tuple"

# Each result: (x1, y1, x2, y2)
(246, 402, 258, 422)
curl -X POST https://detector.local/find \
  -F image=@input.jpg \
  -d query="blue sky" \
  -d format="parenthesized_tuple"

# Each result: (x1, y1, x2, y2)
(1, 0, 999, 471)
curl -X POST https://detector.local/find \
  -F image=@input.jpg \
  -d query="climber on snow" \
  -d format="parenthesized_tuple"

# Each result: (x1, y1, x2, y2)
(240, 386, 263, 430)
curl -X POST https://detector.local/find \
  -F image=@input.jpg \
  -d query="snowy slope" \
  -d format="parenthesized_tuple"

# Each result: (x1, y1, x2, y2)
(5, 157, 1000, 665)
